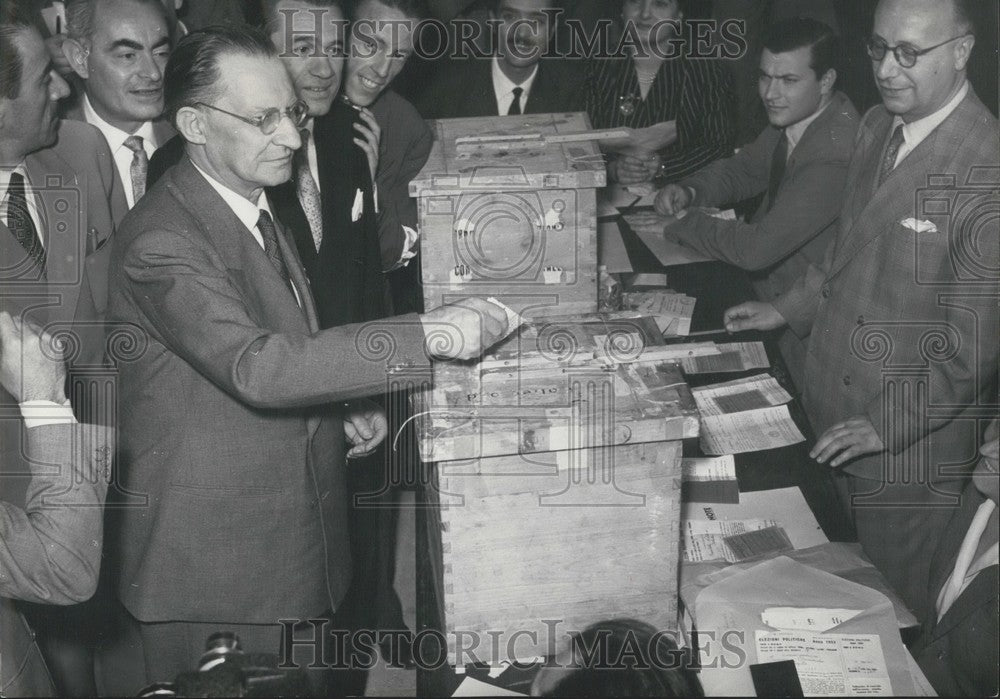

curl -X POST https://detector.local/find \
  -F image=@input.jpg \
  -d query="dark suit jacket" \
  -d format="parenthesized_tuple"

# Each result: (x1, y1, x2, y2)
(673, 91, 859, 383)
(1, 423, 111, 697)
(108, 156, 430, 623)
(149, 104, 387, 329)
(911, 483, 999, 696)
(415, 56, 586, 119)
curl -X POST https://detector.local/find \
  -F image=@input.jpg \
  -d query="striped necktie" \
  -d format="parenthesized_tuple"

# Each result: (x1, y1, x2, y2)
(6, 172, 46, 275)
(256, 209, 295, 299)
(877, 125, 905, 188)
(295, 129, 324, 251)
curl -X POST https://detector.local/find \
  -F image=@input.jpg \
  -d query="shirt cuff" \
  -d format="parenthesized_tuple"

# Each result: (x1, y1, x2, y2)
(395, 225, 420, 268)
(20, 400, 77, 429)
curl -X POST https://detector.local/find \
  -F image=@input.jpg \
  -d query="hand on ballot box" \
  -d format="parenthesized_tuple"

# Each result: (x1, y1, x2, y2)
(609, 152, 662, 185)
(419, 297, 511, 361)
(723, 301, 787, 333)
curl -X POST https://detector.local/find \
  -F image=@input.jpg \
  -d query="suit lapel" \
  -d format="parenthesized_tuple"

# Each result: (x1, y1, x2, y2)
(932, 565, 998, 640)
(827, 95, 980, 279)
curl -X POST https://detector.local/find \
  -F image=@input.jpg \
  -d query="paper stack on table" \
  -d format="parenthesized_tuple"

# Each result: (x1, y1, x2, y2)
(681, 455, 739, 504)
(679, 342, 770, 374)
(624, 290, 697, 336)
(691, 374, 804, 455)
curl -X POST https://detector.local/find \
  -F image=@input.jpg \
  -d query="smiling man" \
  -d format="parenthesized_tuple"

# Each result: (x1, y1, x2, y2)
(63, 0, 174, 216)
(652, 17, 857, 384)
(416, 0, 584, 118)
(724, 0, 998, 614)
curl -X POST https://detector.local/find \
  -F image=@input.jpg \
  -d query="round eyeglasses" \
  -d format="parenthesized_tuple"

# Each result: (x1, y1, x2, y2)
(866, 34, 969, 69)
(194, 100, 309, 134)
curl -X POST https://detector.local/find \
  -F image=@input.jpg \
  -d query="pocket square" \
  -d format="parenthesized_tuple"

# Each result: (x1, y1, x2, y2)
(900, 217, 938, 234)
(351, 189, 364, 222)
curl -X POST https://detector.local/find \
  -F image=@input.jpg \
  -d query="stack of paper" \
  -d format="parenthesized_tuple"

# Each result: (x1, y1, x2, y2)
(625, 290, 697, 336)
(691, 374, 803, 455)
(679, 342, 770, 374)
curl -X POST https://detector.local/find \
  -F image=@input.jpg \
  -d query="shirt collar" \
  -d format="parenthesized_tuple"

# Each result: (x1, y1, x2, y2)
(190, 159, 272, 232)
(892, 80, 969, 149)
(491, 56, 539, 99)
(784, 98, 832, 153)
(82, 94, 158, 152)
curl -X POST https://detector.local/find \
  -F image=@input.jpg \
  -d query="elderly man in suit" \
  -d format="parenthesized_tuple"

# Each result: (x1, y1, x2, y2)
(0, 312, 112, 698)
(651, 18, 858, 385)
(61, 0, 175, 219)
(416, 0, 585, 119)
(724, 0, 999, 614)
(911, 418, 998, 696)
(109, 25, 506, 684)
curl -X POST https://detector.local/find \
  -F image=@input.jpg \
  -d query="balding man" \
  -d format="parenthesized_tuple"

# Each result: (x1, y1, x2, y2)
(724, 0, 999, 614)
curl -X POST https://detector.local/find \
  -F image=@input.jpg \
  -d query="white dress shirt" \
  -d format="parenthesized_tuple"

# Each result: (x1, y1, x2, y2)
(82, 95, 160, 208)
(0, 164, 44, 245)
(492, 56, 539, 116)
(892, 80, 969, 168)
(191, 161, 301, 306)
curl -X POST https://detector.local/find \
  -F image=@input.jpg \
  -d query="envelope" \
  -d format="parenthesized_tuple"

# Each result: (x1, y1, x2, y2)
(694, 557, 916, 696)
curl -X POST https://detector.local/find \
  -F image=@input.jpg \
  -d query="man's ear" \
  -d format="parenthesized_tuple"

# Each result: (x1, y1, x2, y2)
(63, 37, 90, 79)
(953, 34, 975, 71)
(175, 106, 207, 145)
(820, 68, 837, 95)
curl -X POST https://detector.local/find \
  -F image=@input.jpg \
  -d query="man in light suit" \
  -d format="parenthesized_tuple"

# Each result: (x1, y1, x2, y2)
(724, 0, 999, 614)
(109, 25, 506, 684)
(61, 0, 175, 221)
(912, 419, 998, 696)
(415, 0, 585, 119)
(652, 18, 858, 386)
(0, 312, 112, 698)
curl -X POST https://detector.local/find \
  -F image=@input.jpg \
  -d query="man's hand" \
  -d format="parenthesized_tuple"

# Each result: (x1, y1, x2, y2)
(420, 298, 509, 361)
(0, 311, 67, 403)
(654, 184, 693, 216)
(343, 398, 388, 458)
(353, 107, 381, 183)
(811, 416, 885, 468)
(609, 153, 660, 184)
(723, 302, 787, 333)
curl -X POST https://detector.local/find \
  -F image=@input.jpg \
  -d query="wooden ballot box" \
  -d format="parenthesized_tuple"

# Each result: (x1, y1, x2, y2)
(410, 113, 605, 318)
(416, 314, 698, 666)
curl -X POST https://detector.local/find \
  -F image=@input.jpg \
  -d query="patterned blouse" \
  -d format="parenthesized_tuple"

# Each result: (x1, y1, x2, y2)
(585, 51, 736, 182)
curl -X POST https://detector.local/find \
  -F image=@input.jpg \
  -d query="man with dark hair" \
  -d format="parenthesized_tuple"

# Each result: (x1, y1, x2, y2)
(415, 0, 584, 119)
(110, 24, 505, 684)
(651, 17, 858, 384)
(342, 0, 432, 312)
(61, 0, 175, 219)
(725, 0, 998, 614)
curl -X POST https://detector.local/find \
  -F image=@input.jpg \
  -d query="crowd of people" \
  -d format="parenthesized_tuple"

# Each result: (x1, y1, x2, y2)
(1, 0, 996, 696)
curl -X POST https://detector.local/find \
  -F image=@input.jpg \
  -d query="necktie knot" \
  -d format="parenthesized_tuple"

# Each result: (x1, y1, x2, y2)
(124, 134, 145, 154)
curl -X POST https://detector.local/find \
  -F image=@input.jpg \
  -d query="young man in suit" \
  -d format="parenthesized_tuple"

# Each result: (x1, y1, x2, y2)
(416, 0, 584, 119)
(342, 0, 432, 310)
(0, 312, 112, 697)
(61, 0, 175, 218)
(724, 0, 999, 614)
(652, 18, 858, 385)
(912, 419, 998, 696)
(109, 25, 506, 684)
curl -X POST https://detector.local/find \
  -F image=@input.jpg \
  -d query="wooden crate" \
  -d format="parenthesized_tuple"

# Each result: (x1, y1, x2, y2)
(432, 440, 683, 666)
(411, 113, 604, 318)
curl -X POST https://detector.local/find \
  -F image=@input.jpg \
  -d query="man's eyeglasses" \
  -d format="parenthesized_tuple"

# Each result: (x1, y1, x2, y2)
(866, 34, 969, 69)
(193, 100, 309, 134)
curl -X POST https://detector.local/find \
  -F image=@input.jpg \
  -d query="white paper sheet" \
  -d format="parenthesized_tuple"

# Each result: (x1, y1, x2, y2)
(625, 290, 697, 335)
(755, 631, 893, 696)
(761, 607, 864, 633)
(682, 455, 737, 481)
(680, 342, 770, 374)
(700, 405, 805, 455)
(692, 374, 793, 417)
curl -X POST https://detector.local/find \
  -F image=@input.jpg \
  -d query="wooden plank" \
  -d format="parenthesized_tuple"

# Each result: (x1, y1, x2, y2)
(437, 441, 683, 666)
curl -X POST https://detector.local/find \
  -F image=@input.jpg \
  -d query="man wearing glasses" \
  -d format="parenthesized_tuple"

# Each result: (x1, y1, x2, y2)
(108, 26, 508, 686)
(724, 0, 998, 615)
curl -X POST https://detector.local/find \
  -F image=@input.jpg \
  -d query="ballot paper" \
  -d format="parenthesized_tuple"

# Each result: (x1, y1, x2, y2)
(755, 631, 893, 696)
(761, 607, 864, 633)
(683, 519, 791, 563)
(695, 557, 915, 696)
(486, 296, 528, 341)
(679, 342, 770, 374)
(700, 405, 805, 455)
(692, 374, 793, 417)
(681, 456, 739, 504)
(625, 290, 697, 336)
